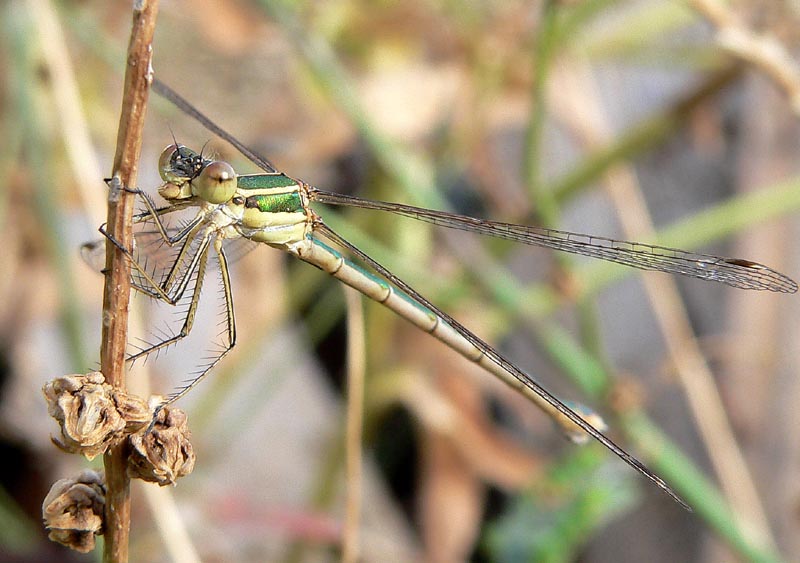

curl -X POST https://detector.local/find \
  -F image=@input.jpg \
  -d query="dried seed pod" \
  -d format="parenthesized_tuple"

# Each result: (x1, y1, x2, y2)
(42, 470, 105, 553)
(128, 406, 195, 485)
(114, 390, 153, 433)
(43, 372, 150, 459)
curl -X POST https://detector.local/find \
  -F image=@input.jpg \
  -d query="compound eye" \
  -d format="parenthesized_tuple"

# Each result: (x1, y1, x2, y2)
(194, 161, 236, 204)
(158, 144, 197, 183)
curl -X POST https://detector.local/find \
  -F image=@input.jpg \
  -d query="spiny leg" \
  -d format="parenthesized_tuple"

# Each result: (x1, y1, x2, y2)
(127, 231, 213, 364)
(147, 219, 210, 302)
(99, 186, 204, 303)
(102, 186, 234, 389)
(121, 205, 236, 413)
(160, 237, 236, 407)
(131, 187, 203, 246)
(129, 191, 210, 299)
(100, 216, 206, 304)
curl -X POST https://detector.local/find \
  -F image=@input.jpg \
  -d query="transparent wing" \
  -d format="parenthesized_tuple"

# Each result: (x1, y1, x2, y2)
(81, 204, 257, 297)
(308, 188, 797, 293)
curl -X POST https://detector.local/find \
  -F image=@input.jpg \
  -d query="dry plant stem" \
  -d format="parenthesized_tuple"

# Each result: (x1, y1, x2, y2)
(100, 2, 159, 562)
(551, 62, 776, 551)
(138, 483, 201, 563)
(690, 0, 800, 115)
(342, 288, 365, 563)
(26, 0, 106, 226)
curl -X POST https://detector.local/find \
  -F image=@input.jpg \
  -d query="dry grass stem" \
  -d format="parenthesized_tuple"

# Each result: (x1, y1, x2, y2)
(690, 0, 800, 114)
(25, 0, 106, 226)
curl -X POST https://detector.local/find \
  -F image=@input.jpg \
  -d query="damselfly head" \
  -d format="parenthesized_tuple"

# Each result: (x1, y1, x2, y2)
(158, 144, 206, 202)
(158, 144, 202, 185)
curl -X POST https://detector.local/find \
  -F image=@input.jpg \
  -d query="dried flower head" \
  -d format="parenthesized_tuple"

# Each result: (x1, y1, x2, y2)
(42, 470, 106, 553)
(43, 372, 150, 459)
(129, 406, 195, 485)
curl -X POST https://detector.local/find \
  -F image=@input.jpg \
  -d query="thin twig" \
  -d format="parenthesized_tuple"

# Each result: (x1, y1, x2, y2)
(101, 2, 159, 562)
(691, 0, 800, 114)
(342, 287, 365, 563)
(139, 483, 201, 563)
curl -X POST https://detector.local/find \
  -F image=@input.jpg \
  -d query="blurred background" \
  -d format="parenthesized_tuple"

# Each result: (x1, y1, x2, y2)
(2, 0, 800, 561)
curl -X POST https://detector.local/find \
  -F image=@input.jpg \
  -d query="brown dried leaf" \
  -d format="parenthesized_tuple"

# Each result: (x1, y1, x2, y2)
(418, 431, 483, 563)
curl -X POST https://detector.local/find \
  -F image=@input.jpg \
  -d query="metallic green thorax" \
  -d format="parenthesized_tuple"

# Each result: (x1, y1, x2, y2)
(237, 173, 298, 190)
(234, 173, 309, 245)
(244, 191, 303, 214)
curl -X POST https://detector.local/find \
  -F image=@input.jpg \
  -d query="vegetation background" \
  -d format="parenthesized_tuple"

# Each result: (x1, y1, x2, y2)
(1, 0, 800, 561)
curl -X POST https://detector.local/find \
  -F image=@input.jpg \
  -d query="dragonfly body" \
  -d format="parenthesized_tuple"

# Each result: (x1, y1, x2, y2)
(215, 168, 581, 426)
(112, 80, 798, 509)
(149, 145, 587, 437)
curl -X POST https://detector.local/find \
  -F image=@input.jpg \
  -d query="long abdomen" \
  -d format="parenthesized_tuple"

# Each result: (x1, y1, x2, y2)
(289, 237, 586, 438)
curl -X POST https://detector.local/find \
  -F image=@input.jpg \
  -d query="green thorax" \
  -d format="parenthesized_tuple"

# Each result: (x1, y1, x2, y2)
(236, 173, 304, 214)
(244, 191, 303, 214)
(236, 173, 308, 245)
(237, 173, 299, 190)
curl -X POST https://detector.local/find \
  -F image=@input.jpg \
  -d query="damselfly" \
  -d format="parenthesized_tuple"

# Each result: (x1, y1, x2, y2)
(106, 78, 797, 510)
